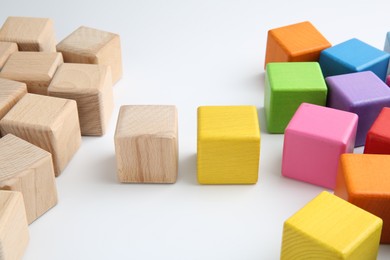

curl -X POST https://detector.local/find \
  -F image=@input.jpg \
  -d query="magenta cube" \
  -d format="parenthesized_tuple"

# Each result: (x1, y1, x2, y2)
(326, 71, 390, 146)
(282, 103, 358, 189)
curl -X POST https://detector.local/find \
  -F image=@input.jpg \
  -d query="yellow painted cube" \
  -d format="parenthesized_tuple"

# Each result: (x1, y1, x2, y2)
(197, 106, 260, 184)
(281, 191, 382, 259)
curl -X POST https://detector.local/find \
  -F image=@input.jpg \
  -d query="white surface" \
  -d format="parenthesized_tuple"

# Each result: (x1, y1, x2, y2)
(1, 1, 390, 259)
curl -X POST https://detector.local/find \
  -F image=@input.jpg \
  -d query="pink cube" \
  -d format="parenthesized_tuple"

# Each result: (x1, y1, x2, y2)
(282, 103, 358, 189)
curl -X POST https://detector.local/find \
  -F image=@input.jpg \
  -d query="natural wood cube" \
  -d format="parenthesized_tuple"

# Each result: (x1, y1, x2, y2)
(0, 134, 57, 224)
(114, 105, 178, 183)
(48, 63, 114, 136)
(0, 78, 27, 120)
(0, 94, 81, 176)
(334, 153, 390, 243)
(0, 16, 56, 52)
(281, 191, 382, 259)
(0, 51, 63, 95)
(0, 190, 29, 260)
(57, 26, 122, 84)
(197, 106, 260, 184)
(0, 41, 17, 70)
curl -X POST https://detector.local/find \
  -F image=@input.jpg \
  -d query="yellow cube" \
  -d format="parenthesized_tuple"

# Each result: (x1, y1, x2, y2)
(281, 191, 382, 259)
(197, 106, 260, 184)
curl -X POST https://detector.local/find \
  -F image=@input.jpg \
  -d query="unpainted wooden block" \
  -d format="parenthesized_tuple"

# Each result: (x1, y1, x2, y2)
(0, 134, 57, 224)
(48, 63, 114, 136)
(0, 78, 27, 120)
(0, 41, 17, 70)
(115, 105, 178, 183)
(57, 26, 122, 84)
(264, 21, 331, 67)
(197, 106, 260, 184)
(0, 51, 63, 95)
(0, 16, 56, 52)
(0, 94, 81, 176)
(334, 153, 390, 243)
(0, 190, 29, 260)
(281, 191, 382, 259)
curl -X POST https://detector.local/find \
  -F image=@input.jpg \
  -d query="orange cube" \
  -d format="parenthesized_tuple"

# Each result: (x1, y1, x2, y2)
(334, 153, 390, 243)
(264, 21, 331, 68)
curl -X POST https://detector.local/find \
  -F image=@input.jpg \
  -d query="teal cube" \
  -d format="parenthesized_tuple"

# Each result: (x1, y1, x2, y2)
(264, 62, 328, 133)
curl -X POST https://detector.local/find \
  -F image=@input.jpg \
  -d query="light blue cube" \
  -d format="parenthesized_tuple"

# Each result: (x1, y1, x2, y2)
(319, 38, 390, 81)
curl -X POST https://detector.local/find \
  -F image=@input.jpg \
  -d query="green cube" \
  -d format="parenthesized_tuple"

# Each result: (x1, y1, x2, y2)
(264, 62, 327, 133)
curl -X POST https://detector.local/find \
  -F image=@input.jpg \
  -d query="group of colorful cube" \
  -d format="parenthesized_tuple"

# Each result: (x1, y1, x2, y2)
(264, 21, 390, 258)
(0, 16, 122, 259)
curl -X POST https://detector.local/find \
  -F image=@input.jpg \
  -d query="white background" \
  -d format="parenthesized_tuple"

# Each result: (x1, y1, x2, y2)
(1, 0, 390, 259)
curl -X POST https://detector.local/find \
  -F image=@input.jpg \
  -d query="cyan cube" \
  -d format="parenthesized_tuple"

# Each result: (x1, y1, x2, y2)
(326, 71, 390, 146)
(320, 38, 390, 81)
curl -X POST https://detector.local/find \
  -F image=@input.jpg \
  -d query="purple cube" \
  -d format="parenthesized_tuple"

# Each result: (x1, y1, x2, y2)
(326, 71, 390, 146)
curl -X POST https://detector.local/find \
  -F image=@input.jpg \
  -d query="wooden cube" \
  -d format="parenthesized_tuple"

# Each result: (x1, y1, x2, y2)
(0, 78, 27, 120)
(0, 94, 81, 176)
(0, 41, 17, 70)
(197, 106, 260, 184)
(57, 26, 122, 84)
(0, 51, 63, 95)
(320, 38, 390, 80)
(0, 16, 56, 52)
(48, 63, 114, 136)
(0, 134, 57, 224)
(264, 21, 331, 67)
(115, 105, 178, 183)
(282, 103, 357, 189)
(335, 153, 390, 243)
(265, 62, 327, 133)
(0, 190, 29, 260)
(281, 191, 382, 259)
(326, 71, 390, 146)
(364, 107, 390, 154)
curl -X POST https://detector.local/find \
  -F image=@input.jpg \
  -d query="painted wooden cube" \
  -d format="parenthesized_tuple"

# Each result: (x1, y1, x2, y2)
(0, 16, 56, 52)
(0, 134, 57, 224)
(326, 71, 390, 146)
(48, 63, 114, 136)
(0, 94, 81, 176)
(386, 74, 390, 87)
(0, 41, 17, 70)
(265, 62, 327, 133)
(335, 153, 390, 243)
(114, 105, 178, 183)
(197, 106, 260, 184)
(319, 38, 390, 81)
(0, 191, 29, 260)
(0, 51, 63, 95)
(56, 26, 122, 84)
(264, 21, 330, 67)
(281, 191, 382, 259)
(282, 103, 357, 189)
(0, 78, 27, 120)
(364, 108, 390, 154)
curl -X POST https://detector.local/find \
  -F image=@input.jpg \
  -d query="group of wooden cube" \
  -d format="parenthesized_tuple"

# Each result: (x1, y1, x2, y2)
(0, 16, 122, 259)
(263, 21, 390, 258)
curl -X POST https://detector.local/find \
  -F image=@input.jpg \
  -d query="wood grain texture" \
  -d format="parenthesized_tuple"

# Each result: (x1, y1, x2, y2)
(0, 16, 56, 52)
(57, 26, 122, 84)
(0, 94, 82, 176)
(0, 51, 63, 95)
(264, 21, 331, 67)
(335, 153, 390, 243)
(0, 42, 17, 70)
(114, 105, 178, 183)
(0, 190, 29, 260)
(197, 106, 260, 184)
(281, 191, 382, 259)
(0, 78, 27, 120)
(0, 134, 57, 224)
(48, 63, 114, 136)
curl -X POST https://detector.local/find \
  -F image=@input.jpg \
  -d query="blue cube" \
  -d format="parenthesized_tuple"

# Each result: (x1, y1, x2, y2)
(319, 38, 390, 81)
